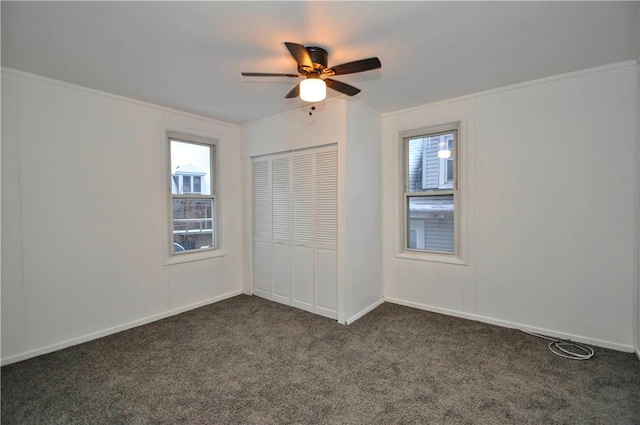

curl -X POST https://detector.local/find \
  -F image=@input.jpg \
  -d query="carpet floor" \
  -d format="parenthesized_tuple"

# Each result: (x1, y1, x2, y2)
(2, 295, 639, 424)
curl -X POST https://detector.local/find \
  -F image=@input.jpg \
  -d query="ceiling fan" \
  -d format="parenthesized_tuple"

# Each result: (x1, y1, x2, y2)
(241, 42, 381, 102)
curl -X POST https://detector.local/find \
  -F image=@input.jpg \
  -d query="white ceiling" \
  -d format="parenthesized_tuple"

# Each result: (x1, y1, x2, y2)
(2, 1, 638, 124)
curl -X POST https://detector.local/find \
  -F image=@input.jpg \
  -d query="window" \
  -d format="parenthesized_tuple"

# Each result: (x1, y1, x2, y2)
(168, 132, 217, 255)
(403, 125, 457, 255)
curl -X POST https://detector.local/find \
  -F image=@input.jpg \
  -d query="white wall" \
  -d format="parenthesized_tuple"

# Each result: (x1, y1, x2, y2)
(1, 69, 244, 364)
(241, 99, 347, 159)
(241, 98, 384, 323)
(240, 97, 346, 292)
(4, 61, 636, 363)
(344, 101, 383, 323)
(241, 98, 347, 317)
(382, 62, 638, 351)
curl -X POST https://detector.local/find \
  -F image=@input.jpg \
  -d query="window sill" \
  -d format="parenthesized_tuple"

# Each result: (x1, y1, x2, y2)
(165, 249, 226, 266)
(395, 251, 467, 265)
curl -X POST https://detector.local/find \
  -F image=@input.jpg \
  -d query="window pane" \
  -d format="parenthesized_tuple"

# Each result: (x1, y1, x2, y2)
(407, 195, 454, 253)
(182, 176, 191, 193)
(408, 229, 418, 249)
(444, 136, 455, 185)
(170, 140, 212, 195)
(193, 176, 201, 193)
(407, 138, 425, 192)
(406, 133, 455, 192)
(173, 198, 214, 252)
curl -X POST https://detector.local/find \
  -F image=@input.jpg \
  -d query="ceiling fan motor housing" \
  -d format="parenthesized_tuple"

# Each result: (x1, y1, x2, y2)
(307, 46, 328, 71)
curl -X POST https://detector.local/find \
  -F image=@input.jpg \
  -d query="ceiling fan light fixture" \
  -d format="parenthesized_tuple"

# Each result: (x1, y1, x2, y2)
(242, 42, 381, 100)
(300, 78, 326, 102)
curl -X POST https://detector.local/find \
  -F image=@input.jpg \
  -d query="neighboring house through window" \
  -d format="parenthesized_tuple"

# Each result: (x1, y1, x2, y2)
(172, 164, 205, 194)
(168, 132, 217, 254)
(403, 125, 458, 254)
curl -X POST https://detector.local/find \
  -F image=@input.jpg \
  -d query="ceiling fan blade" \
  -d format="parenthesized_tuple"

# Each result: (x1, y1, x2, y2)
(242, 72, 299, 78)
(285, 84, 300, 98)
(325, 78, 361, 96)
(284, 42, 313, 69)
(325, 57, 381, 76)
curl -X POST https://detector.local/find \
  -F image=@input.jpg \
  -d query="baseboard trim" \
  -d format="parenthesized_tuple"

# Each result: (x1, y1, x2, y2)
(384, 297, 635, 353)
(1, 289, 243, 366)
(346, 298, 385, 325)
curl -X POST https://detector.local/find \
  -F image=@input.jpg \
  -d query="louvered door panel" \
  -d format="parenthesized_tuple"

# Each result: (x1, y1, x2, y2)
(271, 155, 291, 242)
(253, 159, 271, 241)
(314, 146, 338, 249)
(270, 153, 292, 304)
(292, 152, 313, 246)
(252, 157, 271, 299)
(291, 150, 314, 310)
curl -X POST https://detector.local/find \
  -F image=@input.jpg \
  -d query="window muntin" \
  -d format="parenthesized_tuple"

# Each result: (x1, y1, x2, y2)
(403, 127, 457, 255)
(168, 134, 217, 255)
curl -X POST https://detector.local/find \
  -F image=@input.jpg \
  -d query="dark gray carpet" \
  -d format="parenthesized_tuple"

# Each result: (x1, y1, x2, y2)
(2, 295, 639, 424)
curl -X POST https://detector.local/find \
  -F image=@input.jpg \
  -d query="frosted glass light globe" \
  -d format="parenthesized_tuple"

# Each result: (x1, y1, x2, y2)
(300, 78, 326, 102)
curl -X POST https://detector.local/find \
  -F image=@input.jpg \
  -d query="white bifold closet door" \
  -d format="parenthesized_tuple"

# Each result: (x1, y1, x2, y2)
(312, 146, 338, 318)
(252, 157, 271, 299)
(270, 153, 292, 304)
(252, 144, 338, 319)
(291, 149, 314, 311)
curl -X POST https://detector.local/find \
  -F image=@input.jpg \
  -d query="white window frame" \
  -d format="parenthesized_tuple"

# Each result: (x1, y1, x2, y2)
(402, 124, 460, 259)
(166, 131, 219, 261)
